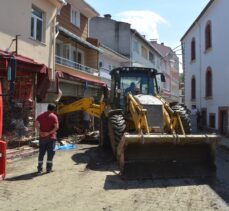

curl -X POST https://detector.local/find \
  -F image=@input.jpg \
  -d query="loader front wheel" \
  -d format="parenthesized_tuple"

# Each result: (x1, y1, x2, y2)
(172, 104, 192, 134)
(108, 113, 126, 155)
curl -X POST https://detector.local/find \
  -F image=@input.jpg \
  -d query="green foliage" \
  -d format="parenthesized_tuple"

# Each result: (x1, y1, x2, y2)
(179, 73, 184, 83)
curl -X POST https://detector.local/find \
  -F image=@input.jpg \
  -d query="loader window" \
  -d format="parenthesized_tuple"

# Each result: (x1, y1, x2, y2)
(118, 73, 154, 108)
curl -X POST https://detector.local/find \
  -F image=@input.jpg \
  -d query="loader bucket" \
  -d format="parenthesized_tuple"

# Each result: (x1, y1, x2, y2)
(117, 134, 219, 179)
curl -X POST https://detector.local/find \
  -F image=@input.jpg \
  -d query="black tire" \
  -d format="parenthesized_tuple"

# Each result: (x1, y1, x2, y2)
(108, 113, 126, 155)
(99, 114, 110, 148)
(172, 104, 192, 134)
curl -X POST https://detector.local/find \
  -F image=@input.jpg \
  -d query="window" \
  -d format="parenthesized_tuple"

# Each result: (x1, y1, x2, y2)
(119, 73, 153, 108)
(191, 76, 196, 100)
(141, 45, 148, 59)
(63, 44, 70, 60)
(71, 47, 77, 62)
(191, 38, 196, 61)
(77, 49, 84, 64)
(209, 113, 215, 128)
(71, 6, 80, 27)
(205, 21, 212, 50)
(149, 52, 155, 64)
(206, 67, 212, 97)
(31, 6, 44, 42)
(133, 40, 139, 53)
(99, 61, 103, 67)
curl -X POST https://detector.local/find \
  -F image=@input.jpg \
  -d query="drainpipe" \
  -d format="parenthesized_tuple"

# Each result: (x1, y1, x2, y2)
(52, 0, 67, 80)
(130, 29, 137, 67)
(198, 22, 202, 112)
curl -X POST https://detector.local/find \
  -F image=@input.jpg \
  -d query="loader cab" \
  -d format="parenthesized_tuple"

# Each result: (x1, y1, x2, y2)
(110, 67, 163, 109)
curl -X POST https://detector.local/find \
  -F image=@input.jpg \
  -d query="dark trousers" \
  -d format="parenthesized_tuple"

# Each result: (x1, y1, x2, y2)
(38, 139, 56, 171)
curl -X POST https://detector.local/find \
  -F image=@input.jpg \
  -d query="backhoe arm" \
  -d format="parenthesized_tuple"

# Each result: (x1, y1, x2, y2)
(57, 98, 105, 118)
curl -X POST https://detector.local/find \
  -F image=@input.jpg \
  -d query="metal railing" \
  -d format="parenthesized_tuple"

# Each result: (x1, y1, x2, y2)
(55, 56, 99, 75)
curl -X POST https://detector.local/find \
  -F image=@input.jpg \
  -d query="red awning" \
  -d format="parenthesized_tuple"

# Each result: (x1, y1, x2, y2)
(57, 71, 107, 88)
(0, 49, 47, 73)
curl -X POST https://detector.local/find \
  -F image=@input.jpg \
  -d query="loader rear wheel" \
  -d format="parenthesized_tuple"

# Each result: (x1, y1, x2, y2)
(108, 113, 126, 155)
(172, 104, 192, 134)
(99, 114, 110, 148)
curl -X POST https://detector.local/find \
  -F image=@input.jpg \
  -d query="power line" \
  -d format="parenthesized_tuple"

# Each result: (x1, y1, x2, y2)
(172, 44, 181, 51)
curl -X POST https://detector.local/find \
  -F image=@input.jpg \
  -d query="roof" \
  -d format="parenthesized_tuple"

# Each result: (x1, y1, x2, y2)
(66, 0, 99, 18)
(181, 0, 215, 41)
(130, 29, 162, 57)
(58, 26, 103, 52)
(100, 44, 130, 62)
(82, 0, 99, 16)
(150, 42, 172, 58)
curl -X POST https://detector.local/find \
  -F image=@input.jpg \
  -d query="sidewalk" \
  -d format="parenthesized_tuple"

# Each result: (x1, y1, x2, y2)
(7, 146, 38, 163)
(5, 133, 95, 162)
(5, 134, 229, 163)
(218, 136, 229, 150)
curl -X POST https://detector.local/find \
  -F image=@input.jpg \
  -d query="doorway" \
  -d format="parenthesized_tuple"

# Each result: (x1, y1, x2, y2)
(201, 108, 207, 129)
(218, 107, 228, 135)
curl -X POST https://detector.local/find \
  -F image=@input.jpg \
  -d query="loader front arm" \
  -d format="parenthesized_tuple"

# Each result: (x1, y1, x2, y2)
(126, 93, 150, 134)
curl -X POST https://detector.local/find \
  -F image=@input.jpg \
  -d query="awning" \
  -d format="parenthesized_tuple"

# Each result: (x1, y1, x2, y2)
(0, 49, 47, 73)
(57, 71, 106, 88)
(0, 49, 50, 101)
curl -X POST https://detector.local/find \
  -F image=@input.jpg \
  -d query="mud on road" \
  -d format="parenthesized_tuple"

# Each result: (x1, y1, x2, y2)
(0, 141, 229, 211)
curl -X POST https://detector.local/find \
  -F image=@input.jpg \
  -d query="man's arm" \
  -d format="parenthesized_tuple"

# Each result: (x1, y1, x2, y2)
(35, 120, 49, 137)
(48, 122, 59, 135)
(34, 120, 40, 130)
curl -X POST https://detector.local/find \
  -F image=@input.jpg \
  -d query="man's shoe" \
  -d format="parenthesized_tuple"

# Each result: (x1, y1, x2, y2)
(37, 170, 43, 176)
(46, 169, 53, 174)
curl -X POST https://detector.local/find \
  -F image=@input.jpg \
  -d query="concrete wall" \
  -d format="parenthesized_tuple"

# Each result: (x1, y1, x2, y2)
(89, 17, 131, 57)
(0, 0, 57, 71)
(131, 36, 160, 69)
(99, 55, 122, 74)
(182, 0, 229, 131)
(99, 52, 127, 86)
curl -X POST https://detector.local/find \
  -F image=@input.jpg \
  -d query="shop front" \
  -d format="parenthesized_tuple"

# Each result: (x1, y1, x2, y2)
(0, 50, 50, 146)
(54, 70, 106, 136)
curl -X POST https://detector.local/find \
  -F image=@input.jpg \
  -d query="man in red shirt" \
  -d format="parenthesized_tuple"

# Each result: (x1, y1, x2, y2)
(35, 104, 59, 174)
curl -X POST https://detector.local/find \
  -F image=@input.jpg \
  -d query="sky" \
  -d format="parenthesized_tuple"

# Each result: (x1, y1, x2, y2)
(86, 0, 210, 62)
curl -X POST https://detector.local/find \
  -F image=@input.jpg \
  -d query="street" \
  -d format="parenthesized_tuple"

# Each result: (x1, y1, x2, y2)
(0, 140, 229, 211)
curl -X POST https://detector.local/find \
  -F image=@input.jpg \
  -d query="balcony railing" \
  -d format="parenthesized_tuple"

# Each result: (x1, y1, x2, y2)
(56, 56, 99, 76)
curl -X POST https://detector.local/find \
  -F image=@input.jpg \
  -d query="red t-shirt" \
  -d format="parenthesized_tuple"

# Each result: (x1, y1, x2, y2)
(36, 111, 58, 140)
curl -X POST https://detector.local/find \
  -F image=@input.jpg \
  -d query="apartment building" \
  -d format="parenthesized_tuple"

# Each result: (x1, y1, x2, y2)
(0, 0, 64, 142)
(54, 0, 105, 133)
(151, 41, 180, 103)
(89, 15, 161, 70)
(181, 0, 229, 134)
(89, 15, 180, 102)
(99, 44, 130, 87)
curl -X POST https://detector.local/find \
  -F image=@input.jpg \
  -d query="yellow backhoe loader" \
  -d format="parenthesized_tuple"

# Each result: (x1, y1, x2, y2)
(57, 67, 220, 179)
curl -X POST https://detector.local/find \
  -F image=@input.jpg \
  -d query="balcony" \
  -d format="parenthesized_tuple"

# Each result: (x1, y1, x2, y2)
(56, 56, 99, 76)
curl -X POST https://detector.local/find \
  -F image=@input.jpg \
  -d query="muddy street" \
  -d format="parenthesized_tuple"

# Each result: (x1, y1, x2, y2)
(0, 141, 229, 211)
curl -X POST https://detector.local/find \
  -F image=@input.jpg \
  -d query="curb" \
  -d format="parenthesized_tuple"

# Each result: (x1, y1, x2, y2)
(219, 144, 229, 151)
(7, 148, 39, 163)
(218, 138, 229, 151)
